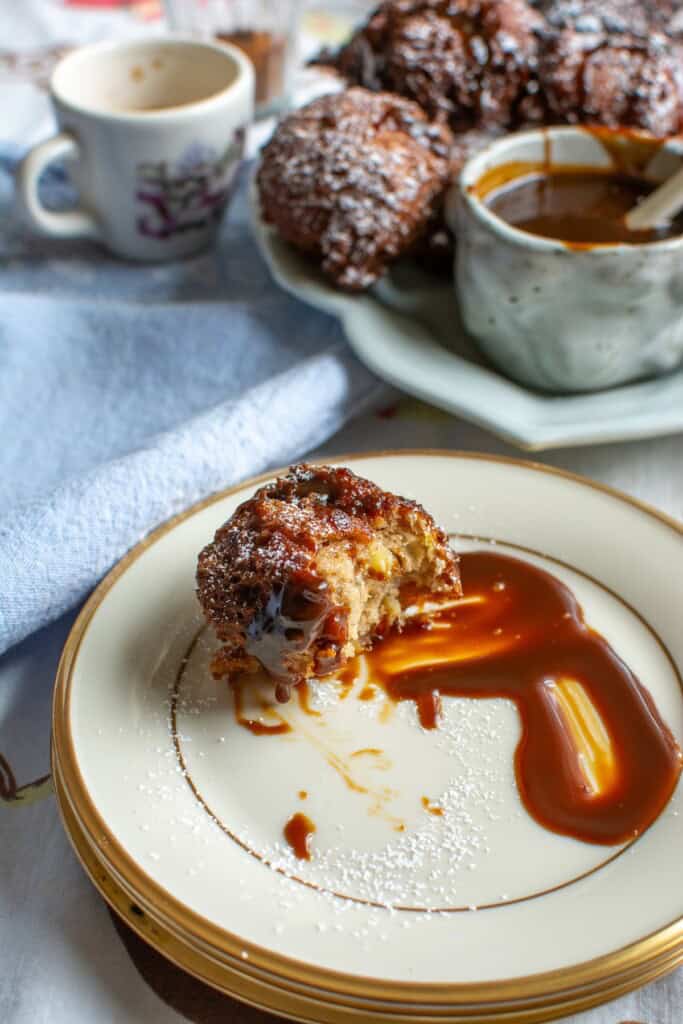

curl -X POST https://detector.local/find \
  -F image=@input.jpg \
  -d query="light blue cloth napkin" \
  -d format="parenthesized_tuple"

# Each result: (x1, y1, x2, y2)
(0, 154, 384, 654)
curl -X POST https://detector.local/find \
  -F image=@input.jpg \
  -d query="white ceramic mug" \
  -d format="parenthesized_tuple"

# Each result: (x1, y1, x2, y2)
(17, 37, 254, 261)
(451, 126, 683, 393)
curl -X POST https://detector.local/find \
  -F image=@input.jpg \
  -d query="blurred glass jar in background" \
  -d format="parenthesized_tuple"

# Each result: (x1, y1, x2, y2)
(163, 0, 302, 116)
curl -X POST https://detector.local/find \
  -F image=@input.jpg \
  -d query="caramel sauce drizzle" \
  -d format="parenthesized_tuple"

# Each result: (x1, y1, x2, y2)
(472, 126, 665, 203)
(232, 550, 680, 856)
(233, 678, 401, 836)
(364, 551, 682, 846)
(472, 129, 673, 250)
(283, 812, 316, 860)
(422, 796, 444, 817)
(232, 679, 291, 736)
(296, 681, 321, 717)
(335, 661, 358, 698)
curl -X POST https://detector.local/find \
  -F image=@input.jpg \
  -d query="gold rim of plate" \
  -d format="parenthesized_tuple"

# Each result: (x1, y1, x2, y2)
(51, 450, 683, 1017)
(51, 750, 683, 1023)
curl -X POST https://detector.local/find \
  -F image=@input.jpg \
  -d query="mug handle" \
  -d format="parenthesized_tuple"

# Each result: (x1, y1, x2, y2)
(16, 132, 102, 241)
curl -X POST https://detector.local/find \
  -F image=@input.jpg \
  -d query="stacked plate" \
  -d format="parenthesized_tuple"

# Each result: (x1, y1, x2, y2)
(52, 452, 683, 1023)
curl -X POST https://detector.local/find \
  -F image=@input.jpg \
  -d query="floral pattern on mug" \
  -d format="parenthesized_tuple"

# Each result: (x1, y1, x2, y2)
(135, 130, 245, 240)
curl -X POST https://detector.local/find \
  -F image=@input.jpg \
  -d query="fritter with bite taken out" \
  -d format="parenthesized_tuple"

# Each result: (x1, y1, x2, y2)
(196, 464, 461, 702)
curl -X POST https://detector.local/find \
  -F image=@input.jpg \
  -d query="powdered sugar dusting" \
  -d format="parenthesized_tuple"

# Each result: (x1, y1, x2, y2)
(257, 88, 453, 290)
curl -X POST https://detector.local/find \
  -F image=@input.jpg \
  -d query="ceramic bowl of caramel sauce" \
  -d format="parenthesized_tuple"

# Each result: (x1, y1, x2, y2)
(450, 126, 683, 393)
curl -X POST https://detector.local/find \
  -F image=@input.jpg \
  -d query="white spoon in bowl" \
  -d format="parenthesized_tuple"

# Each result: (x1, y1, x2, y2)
(624, 163, 683, 232)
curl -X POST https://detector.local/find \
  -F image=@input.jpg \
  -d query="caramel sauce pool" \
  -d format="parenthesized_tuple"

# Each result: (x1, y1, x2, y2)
(484, 167, 683, 246)
(365, 551, 681, 846)
(232, 550, 681, 853)
(284, 812, 316, 860)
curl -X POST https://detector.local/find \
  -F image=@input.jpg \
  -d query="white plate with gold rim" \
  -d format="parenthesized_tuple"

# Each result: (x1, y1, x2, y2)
(51, 756, 682, 1024)
(53, 452, 683, 1022)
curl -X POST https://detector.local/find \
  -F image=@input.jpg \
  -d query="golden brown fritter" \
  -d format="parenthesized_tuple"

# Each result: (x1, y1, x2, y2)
(336, 0, 545, 130)
(536, 2, 683, 135)
(276, 1, 683, 291)
(196, 464, 461, 700)
(535, 0, 652, 35)
(256, 87, 454, 291)
(334, 0, 683, 136)
(541, 37, 682, 135)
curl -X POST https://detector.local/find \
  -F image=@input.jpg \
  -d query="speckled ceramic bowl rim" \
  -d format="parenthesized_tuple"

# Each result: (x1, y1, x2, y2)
(452, 125, 683, 255)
